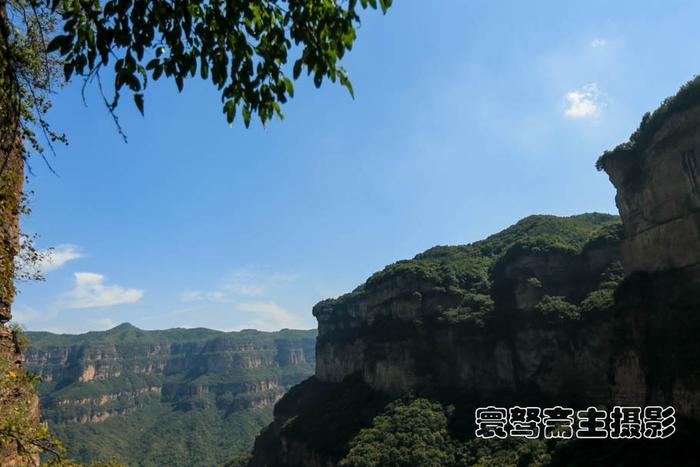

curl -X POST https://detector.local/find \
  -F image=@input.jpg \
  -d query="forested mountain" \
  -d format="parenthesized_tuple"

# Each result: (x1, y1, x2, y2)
(24, 325, 315, 466)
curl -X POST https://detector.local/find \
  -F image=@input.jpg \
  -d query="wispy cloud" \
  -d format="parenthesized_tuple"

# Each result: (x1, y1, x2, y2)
(61, 272, 144, 309)
(41, 244, 83, 272)
(230, 301, 299, 331)
(179, 268, 296, 303)
(564, 83, 603, 118)
(590, 38, 607, 48)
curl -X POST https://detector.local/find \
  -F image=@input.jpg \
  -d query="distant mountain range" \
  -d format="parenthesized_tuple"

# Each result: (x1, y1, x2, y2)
(24, 323, 316, 466)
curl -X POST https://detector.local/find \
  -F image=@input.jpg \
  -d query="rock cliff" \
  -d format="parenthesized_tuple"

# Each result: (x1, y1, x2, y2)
(250, 214, 626, 466)
(25, 323, 316, 466)
(249, 78, 700, 467)
(599, 77, 700, 421)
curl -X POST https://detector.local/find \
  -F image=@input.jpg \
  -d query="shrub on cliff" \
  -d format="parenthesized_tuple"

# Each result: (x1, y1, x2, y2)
(340, 398, 455, 467)
(533, 295, 580, 320)
(579, 289, 615, 316)
(437, 293, 494, 327)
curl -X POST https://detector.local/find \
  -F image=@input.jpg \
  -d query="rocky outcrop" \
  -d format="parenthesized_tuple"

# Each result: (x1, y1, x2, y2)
(599, 82, 700, 420)
(603, 104, 700, 276)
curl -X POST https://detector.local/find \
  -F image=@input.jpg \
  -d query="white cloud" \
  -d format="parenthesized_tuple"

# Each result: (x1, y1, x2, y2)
(230, 301, 298, 331)
(564, 83, 603, 118)
(41, 244, 83, 272)
(61, 272, 144, 309)
(179, 268, 296, 303)
(590, 38, 607, 48)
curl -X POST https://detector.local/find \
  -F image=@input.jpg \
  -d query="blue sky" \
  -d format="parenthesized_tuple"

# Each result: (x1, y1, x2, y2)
(11, 1, 700, 333)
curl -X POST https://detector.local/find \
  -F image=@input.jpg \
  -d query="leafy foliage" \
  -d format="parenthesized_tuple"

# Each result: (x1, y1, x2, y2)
(579, 288, 614, 316)
(436, 293, 493, 327)
(1, 0, 68, 167)
(368, 213, 619, 291)
(47, 0, 392, 127)
(321, 213, 622, 328)
(340, 397, 559, 467)
(533, 295, 579, 320)
(455, 437, 552, 467)
(341, 398, 455, 467)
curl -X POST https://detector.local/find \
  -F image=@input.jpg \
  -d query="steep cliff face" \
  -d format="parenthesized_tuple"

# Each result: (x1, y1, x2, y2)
(250, 79, 700, 467)
(0, 49, 36, 462)
(598, 78, 700, 420)
(250, 214, 625, 466)
(312, 214, 621, 402)
(25, 324, 316, 466)
(602, 106, 700, 276)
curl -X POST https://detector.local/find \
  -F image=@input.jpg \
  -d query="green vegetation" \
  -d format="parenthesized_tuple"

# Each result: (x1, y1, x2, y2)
(579, 289, 615, 315)
(0, 349, 63, 463)
(370, 213, 618, 287)
(46, 0, 392, 127)
(319, 213, 623, 330)
(341, 398, 455, 467)
(338, 397, 557, 467)
(596, 75, 700, 171)
(276, 376, 392, 461)
(25, 324, 316, 466)
(338, 396, 700, 467)
(533, 295, 579, 320)
(436, 293, 494, 327)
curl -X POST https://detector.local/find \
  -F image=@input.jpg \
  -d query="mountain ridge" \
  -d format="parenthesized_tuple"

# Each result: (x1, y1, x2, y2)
(24, 324, 316, 466)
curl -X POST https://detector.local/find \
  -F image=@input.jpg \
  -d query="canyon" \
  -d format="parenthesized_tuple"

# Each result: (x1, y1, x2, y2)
(24, 324, 315, 466)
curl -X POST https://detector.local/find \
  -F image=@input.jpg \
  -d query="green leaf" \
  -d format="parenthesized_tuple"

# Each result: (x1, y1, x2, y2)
(153, 65, 163, 80)
(63, 63, 74, 81)
(146, 59, 160, 70)
(292, 60, 303, 79)
(133, 93, 144, 115)
(46, 35, 66, 53)
(200, 58, 209, 80)
(242, 106, 251, 127)
(283, 77, 294, 97)
(224, 100, 236, 123)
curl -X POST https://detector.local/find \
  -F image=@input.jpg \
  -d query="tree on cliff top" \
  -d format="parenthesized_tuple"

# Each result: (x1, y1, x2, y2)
(0, 0, 391, 463)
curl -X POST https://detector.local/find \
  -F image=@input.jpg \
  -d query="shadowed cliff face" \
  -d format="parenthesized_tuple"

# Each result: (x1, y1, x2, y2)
(249, 81, 700, 467)
(601, 99, 700, 421)
(250, 214, 625, 466)
(24, 324, 316, 466)
(312, 216, 621, 403)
